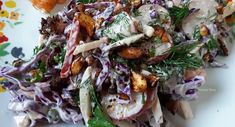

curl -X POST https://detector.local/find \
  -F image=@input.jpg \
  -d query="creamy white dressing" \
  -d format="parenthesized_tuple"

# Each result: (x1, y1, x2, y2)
(79, 67, 92, 126)
(14, 115, 31, 127)
(154, 43, 172, 56)
(102, 12, 137, 40)
(103, 34, 144, 51)
(182, 0, 218, 38)
(73, 37, 108, 55)
(101, 92, 146, 120)
(136, 4, 171, 28)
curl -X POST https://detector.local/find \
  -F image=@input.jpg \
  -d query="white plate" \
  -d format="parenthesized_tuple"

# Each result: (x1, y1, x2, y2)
(0, 0, 235, 127)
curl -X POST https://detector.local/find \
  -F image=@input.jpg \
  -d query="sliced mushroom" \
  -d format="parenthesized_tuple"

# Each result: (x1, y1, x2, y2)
(118, 47, 143, 59)
(131, 71, 147, 92)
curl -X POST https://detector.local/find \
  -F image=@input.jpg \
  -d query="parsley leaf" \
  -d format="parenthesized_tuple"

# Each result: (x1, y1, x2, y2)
(88, 83, 115, 127)
(54, 47, 66, 64)
(33, 44, 44, 55)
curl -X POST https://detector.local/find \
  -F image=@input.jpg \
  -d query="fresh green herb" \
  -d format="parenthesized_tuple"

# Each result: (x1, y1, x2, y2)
(77, 0, 96, 4)
(111, 54, 137, 69)
(154, 37, 162, 44)
(39, 61, 46, 73)
(148, 65, 172, 80)
(88, 82, 115, 127)
(148, 65, 183, 81)
(71, 90, 80, 106)
(102, 13, 129, 42)
(203, 36, 218, 51)
(133, 9, 142, 17)
(31, 61, 46, 82)
(33, 44, 44, 55)
(160, 43, 203, 69)
(127, 60, 137, 69)
(169, 3, 190, 25)
(162, 54, 203, 69)
(193, 26, 201, 40)
(141, 93, 146, 104)
(149, 48, 156, 57)
(31, 72, 43, 82)
(54, 47, 66, 64)
(198, 10, 218, 22)
(147, 18, 161, 26)
(0, 43, 10, 57)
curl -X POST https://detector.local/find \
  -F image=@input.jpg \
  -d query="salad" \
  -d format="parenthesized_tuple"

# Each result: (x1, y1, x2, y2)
(0, 0, 235, 127)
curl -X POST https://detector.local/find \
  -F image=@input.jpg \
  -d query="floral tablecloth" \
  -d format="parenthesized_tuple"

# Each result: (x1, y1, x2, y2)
(0, 0, 44, 92)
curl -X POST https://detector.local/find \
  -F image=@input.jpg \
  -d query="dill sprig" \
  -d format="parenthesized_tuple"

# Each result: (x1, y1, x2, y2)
(203, 36, 218, 51)
(169, 3, 190, 25)
(77, 0, 96, 4)
(160, 43, 203, 69)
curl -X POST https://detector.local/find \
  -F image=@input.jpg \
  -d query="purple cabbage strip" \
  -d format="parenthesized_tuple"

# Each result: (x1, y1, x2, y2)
(94, 50, 111, 91)
(0, 35, 66, 76)
(149, 0, 161, 4)
(0, 71, 34, 91)
(55, 107, 82, 124)
(161, 75, 205, 100)
(114, 64, 131, 99)
(209, 61, 228, 68)
(173, 75, 205, 100)
(93, 2, 115, 20)
(85, 2, 113, 8)
(34, 82, 82, 124)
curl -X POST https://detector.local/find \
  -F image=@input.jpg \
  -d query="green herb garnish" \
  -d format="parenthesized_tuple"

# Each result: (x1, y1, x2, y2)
(33, 44, 44, 55)
(193, 26, 201, 40)
(203, 36, 218, 51)
(141, 93, 146, 104)
(88, 82, 115, 127)
(149, 48, 156, 57)
(133, 9, 142, 17)
(154, 37, 162, 44)
(71, 90, 80, 106)
(54, 47, 66, 64)
(161, 43, 203, 69)
(169, 3, 190, 25)
(77, 0, 96, 4)
(31, 61, 46, 82)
